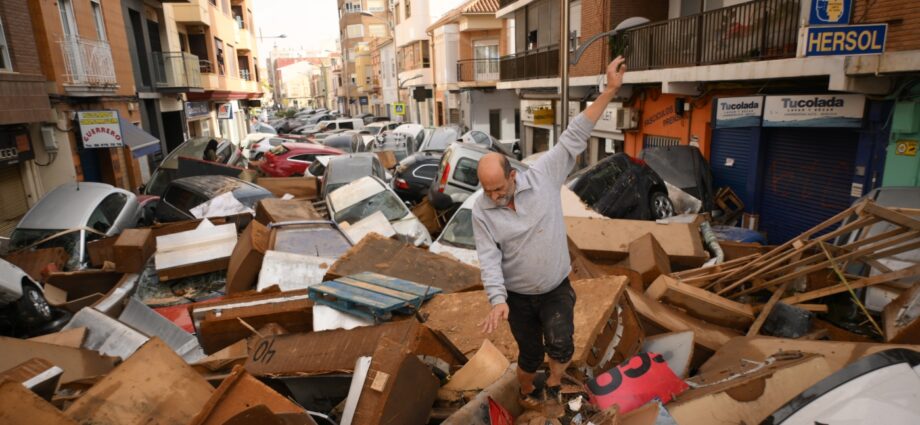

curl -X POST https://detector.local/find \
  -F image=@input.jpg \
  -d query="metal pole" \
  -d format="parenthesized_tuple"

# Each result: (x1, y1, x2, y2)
(560, 0, 570, 130)
(343, 45, 350, 116)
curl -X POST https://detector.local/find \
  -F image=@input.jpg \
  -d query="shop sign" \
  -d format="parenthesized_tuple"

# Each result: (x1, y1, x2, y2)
(763, 95, 865, 128)
(715, 96, 764, 128)
(185, 101, 209, 119)
(809, 0, 851, 25)
(534, 109, 554, 126)
(806, 24, 886, 56)
(896, 140, 918, 157)
(217, 103, 233, 120)
(393, 102, 406, 115)
(0, 130, 34, 167)
(588, 102, 623, 134)
(77, 110, 123, 148)
(359, 96, 369, 105)
(522, 100, 552, 124)
(567, 101, 581, 123)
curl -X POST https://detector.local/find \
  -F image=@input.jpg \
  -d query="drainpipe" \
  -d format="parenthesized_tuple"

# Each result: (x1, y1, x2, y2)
(560, 0, 570, 130)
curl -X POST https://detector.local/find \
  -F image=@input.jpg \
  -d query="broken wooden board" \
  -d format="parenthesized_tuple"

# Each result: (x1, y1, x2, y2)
(255, 177, 318, 200)
(244, 319, 466, 377)
(189, 365, 306, 425)
(350, 336, 440, 425)
(43, 270, 125, 314)
(884, 282, 920, 343)
(226, 220, 271, 294)
(439, 339, 510, 401)
(624, 287, 740, 354)
(646, 275, 755, 330)
(65, 338, 214, 425)
(27, 327, 87, 348)
(0, 336, 117, 384)
(326, 233, 482, 293)
(4, 247, 69, 281)
(112, 228, 155, 273)
(421, 276, 643, 377)
(566, 216, 708, 266)
(254, 198, 322, 226)
(155, 220, 237, 281)
(627, 233, 672, 288)
(0, 357, 62, 401)
(0, 379, 78, 425)
(440, 365, 522, 424)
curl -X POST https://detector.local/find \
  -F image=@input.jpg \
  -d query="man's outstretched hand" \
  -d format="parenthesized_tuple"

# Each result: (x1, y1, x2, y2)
(606, 56, 627, 93)
(480, 302, 509, 334)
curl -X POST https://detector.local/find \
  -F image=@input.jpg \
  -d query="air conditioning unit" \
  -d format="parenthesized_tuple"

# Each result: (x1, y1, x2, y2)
(615, 107, 638, 130)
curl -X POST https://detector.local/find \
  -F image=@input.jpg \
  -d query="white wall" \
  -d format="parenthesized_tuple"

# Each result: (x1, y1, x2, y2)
(463, 90, 520, 141)
(433, 24, 459, 86)
(380, 43, 398, 105)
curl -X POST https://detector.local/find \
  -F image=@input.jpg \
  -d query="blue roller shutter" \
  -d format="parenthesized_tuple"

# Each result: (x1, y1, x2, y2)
(759, 128, 859, 244)
(710, 128, 756, 209)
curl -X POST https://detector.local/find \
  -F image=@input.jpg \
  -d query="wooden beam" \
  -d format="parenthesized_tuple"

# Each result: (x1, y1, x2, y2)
(747, 282, 790, 337)
(862, 202, 920, 231)
(781, 264, 920, 305)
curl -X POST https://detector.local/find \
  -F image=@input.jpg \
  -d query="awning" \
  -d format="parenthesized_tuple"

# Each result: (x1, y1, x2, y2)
(120, 118, 161, 158)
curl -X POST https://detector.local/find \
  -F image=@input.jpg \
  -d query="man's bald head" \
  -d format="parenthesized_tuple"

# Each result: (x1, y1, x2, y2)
(478, 153, 516, 207)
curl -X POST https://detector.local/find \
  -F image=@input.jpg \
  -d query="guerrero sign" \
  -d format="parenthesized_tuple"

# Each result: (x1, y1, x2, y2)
(77, 111, 124, 148)
(806, 24, 887, 56)
(763, 95, 865, 128)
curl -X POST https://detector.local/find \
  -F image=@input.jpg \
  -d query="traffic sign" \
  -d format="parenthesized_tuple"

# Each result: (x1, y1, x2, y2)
(393, 102, 406, 116)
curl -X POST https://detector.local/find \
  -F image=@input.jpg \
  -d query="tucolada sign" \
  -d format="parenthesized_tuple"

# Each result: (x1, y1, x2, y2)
(715, 96, 763, 128)
(763, 94, 865, 128)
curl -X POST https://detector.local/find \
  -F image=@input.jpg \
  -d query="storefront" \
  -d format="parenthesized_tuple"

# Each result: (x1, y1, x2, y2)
(185, 101, 212, 141)
(710, 94, 891, 243)
(520, 99, 555, 157)
(624, 91, 712, 158)
(0, 127, 35, 233)
(584, 101, 626, 165)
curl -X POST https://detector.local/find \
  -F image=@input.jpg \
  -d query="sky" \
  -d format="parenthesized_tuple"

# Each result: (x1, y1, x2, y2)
(253, 0, 340, 57)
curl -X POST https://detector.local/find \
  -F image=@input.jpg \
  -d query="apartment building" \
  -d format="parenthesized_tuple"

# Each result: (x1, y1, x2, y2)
(338, 0, 390, 116)
(167, 0, 263, 146)
(277, 60, 317, 108)
(369, 32, 398, 118)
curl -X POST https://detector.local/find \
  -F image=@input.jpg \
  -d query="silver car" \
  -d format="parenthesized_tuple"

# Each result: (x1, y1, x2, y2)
(9, 182, 142, 270)
(0, 258, 52, 325)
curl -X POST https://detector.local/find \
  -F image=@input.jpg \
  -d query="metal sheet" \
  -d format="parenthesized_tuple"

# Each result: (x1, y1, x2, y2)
(119, 298, 205, 363)
(63, 308, 148, 360)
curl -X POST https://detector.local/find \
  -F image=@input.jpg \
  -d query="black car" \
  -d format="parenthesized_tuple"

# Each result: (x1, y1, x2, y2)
(322, 133, 362, 153)
(154, 175, 274, 222)
(568, 153, 674, 220)
(392, 153, 441, 204)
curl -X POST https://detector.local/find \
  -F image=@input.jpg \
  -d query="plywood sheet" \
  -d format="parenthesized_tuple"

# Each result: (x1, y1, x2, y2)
(566, 216, 707, 266)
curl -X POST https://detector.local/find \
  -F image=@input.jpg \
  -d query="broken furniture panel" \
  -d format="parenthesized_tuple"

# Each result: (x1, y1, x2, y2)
(189, 365, 308, 425)
(440, 364, 523, 425)
(112, 228, 155, 273)
(0, 336, 117, 385)
(256, 177, 319, 200)
(4, 247, 69, 281)
(438, 339, 510, 401)
(42, 270, 125, 314)
(119, 298, 206, 363)
(349, 337, 440, 425)
(0, 379, 78, 425)
(27, 327, 87, 348)
(155, 219, 237, 281)
(221, 405, 319, 425)
(0, 357, 63, 401)
(627, 233, 672, 288)
(244, 319, 465, 378)
(255, 198, 322, 226)
(339, 211, 397, 244)
(884, 282, 920, 343)
(62, 307, 149, 360)
(308, 272, 442, 322)
(326, 233, 482, 293)
(191, 289, 314, 354)
(565, 216, 708, 266)
(226, 220, 271, 294)
(646, 275, 755, 330)
(64, 338, 214, 425)
(257, 250, 334, 292)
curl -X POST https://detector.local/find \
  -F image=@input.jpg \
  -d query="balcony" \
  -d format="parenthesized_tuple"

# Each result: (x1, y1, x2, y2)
(59, 36, 117, 90)
(239, 69, 251, 81)
(458, 59, 500, 83)
(624, 0, 800, 71)
(499, 45, 559, 81)
(153, 52, 202, 91)
(173, 0, 210, 25)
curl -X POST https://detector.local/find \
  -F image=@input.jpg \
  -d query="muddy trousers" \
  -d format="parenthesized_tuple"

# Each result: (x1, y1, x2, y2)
(506, 277, 576, 374)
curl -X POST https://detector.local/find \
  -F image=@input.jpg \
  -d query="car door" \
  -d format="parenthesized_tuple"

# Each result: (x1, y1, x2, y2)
(86, 192, 129, 236)
(372, 157, 387, 182)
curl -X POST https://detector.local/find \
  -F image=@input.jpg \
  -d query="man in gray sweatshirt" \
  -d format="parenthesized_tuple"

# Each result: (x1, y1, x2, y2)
(472, 56, 627, 410)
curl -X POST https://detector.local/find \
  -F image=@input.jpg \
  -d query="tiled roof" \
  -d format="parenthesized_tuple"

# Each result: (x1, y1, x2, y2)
(463, 0, 500, 14)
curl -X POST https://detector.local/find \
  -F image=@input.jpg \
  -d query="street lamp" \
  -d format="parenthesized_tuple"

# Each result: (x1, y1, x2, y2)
(399, 74, 423, 123)
(559, 16, 650, 129)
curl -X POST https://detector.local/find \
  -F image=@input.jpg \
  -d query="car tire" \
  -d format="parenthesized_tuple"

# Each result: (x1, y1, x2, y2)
(649, 192, 675, 220)
(18, 283, 52, 324)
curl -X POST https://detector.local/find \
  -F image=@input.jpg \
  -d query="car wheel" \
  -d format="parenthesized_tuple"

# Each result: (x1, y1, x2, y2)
(18, 284, 52, 324)
(649, 192, 675, 219)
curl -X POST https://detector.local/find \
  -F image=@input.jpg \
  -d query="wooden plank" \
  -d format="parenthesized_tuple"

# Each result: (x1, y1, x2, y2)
(348, 272, 441, 297)
(863, 202, 920, 231)
(781, 264, 920, 305)
(646, 275, 755, 330)
(747, 282, 789, 337)
(796, 304, 829, 313)
(335, 277, 420, 301)
(310, 283, 405, 310)
(673, 254, 760, 279)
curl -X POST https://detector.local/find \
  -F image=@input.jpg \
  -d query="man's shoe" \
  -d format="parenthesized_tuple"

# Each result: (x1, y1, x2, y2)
(545, 385, 563, 405)
(518, 387, 543, 411)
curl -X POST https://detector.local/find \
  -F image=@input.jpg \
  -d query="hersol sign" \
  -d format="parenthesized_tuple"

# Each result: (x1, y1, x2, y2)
(714, 96, 763, 128)
(763, 95, 865, 128)
(77, 110, 124, 148)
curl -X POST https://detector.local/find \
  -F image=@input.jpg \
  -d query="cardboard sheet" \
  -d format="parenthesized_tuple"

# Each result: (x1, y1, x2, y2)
(566, 216, 707, 266)
(189, 366, 307, 425)
(27, 327, 87, 348)
(439, 339, 510, 400)
(0, 379, 77, 425)
(155, 220, 237, 281)
(0, 336, 117, 384)
(226, 220, 271, 294)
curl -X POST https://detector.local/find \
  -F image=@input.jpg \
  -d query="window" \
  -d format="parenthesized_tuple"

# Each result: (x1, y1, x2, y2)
(87, 193, 128, 233)
(90, 0, 107, 41)
(405, 0, 411, 18)
(339, 121, 354, 129)
(368, 24, 386, 38)
(214, 37, 225, 75)
(0, 18, 12, 71)
(366, 0, 385, 12)
(164, 186, 207, 215)
(412, 164, 437, 181)
(453, 157, 479, 187)
(394, 2, 400, 24)
(290, 154, 318, 163)
(226, 44, 236, 77)
(569, 0, 582, 50)
(347, 24, 365, 39)
(489, 110, 501, 139)
(58, 0, 78, 37)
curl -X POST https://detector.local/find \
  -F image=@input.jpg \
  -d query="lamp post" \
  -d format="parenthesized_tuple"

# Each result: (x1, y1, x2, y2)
(399, 74, 423, 123)
(559, 17, 649, 129)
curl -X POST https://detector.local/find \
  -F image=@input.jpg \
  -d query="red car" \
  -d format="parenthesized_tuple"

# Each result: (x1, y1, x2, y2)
(259, 142, 344, 177)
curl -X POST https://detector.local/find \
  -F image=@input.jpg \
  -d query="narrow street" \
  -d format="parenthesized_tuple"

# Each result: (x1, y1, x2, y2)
(0, 0, 918, 424)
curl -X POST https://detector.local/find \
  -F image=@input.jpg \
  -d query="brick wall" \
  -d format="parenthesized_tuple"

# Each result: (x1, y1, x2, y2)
(853, 0, 920, 52)
(0, 0, 52, 125)
(570, 0, 669, 77)
(0, 0, 42, 75)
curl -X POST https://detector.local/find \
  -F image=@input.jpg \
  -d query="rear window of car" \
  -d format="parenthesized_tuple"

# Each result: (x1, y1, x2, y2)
(452, 157, 479, 187)
(164, 186, 208, 214)
(339, 121, 354, 129)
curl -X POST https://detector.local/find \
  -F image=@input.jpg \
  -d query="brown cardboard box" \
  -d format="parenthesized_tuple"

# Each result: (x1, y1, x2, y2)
(226, 221, 271, 294)
(189, 366, 308, 425)
(256, 177, 318, 199)
(192, 290, 313, 354)
(43, 271, 126, 314)
(254, 198, 322, 226)
(113, 229, 154, 273)
(411, 198, 441, 235)
(87, 236, 119, 268)
(65, 338, 214, 425)
(628, 233, 672, 288)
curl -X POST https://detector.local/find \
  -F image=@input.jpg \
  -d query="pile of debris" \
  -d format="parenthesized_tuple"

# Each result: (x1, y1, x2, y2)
(2, 185, 920, 424)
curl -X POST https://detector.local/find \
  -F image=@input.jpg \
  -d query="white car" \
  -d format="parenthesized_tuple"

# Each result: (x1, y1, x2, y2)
(0, 258, 52, 324)
(326, 176, 432, 246)
(429, 189, 481, 267)
(239, 132, 275, 159)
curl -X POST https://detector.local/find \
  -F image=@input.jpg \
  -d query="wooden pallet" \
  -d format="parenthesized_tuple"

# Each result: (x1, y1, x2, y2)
(308, 272, 442, 322)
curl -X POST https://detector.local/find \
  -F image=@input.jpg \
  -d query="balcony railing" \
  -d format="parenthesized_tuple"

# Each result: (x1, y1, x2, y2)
(499, 45, 559, 81)
(625, 0, 800, 71)
(199, 59, 213, 74)
(59, 36, 117, 86)
(458, 59, 500, 82)
(153, 51, 202, 89)
(240, 69, 251, 81)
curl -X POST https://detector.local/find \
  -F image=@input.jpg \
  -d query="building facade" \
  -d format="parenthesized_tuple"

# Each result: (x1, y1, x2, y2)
(338, 0, 390, 116)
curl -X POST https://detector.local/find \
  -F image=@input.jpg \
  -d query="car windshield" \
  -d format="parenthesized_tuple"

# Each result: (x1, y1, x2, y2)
(334, 190, 408, 224)
(10, 228, 84, 269)
(424, 128, 458, 152)
(272, 225, 352, 258)
(439, 208, 475, 249)
(146, 138, 234, 196)
(365, 126, 383, 136)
